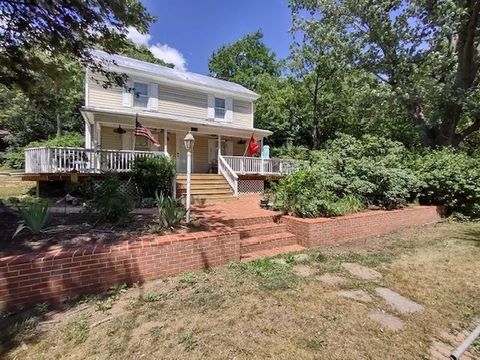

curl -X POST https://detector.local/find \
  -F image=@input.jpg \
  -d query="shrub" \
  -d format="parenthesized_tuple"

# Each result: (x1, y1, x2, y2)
(13, 200, 50, 237)
(4, 132, 84, 169)
(86, 173, 133, 223)
(411, 149, 480, 218)
(155, 191, 185, 230)
(270, 134, 421, 217)
(132, 156, 176, 198)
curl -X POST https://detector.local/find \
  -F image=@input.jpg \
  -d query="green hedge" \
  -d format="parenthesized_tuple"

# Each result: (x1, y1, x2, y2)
(132, 156, 176, 198)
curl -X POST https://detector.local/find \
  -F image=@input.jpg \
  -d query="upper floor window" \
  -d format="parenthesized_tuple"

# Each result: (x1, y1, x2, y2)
(133, 82, 148, 108)
(214, 97, 225, 119)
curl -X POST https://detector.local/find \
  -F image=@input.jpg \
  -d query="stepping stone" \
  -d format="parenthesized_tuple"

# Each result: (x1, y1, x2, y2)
(318, 274, 347, 286)
(336, 289, 372, 303)
(375, 288, 424, 314)
(293, 254, 310, 262)
(341, 263, 383, 280)
(369, 310, 404, 331)
(272, 258, 288, 265)
(292, 264, 316, 277)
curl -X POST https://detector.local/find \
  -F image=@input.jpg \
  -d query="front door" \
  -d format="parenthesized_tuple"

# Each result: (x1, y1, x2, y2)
(176, 132, 192, 173)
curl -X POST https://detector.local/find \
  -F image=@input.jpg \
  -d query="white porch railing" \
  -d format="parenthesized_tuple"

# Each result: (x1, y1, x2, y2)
(222, 156, 306, 175)
(25, 147, 163, 173)
(218, 155, 239, 197)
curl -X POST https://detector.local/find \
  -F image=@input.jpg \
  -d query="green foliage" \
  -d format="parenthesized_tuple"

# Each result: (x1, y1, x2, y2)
(13, 200, 50, 238)
(155, 191, 185, 230)
(132, 156, 176, 198)
(87, 173, 133, 223)
(411, 149, 480, 218)
(271, 135, 421, 217)
(209, 30, 281, 91)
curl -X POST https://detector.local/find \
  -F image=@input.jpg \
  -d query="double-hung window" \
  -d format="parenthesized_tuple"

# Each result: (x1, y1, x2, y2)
(133, 82, 149, 108)
(214, 97, 226, 119)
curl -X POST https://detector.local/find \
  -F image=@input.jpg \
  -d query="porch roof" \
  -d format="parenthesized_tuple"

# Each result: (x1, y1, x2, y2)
(81, 106, 273, 139)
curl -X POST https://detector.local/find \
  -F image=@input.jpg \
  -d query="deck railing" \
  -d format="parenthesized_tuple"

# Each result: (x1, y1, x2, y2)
(24, 147, 163, 173)
(222, 156, 306, 175)
(218, 155, 239, 197)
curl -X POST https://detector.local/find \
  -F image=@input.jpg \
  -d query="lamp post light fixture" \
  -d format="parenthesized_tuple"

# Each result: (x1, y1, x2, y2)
(183, 131, 195, 223)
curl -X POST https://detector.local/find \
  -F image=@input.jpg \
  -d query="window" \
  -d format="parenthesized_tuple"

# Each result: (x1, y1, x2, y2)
(214, 97, 225, 119)
(133, 82, 148, 108)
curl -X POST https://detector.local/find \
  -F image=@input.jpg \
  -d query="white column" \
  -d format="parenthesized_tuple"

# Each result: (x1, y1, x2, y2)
(217, 134, 221, 174)
(163, 129, 168, 156)
(85, 121, 92, 149)
(260, 137, 264, 174)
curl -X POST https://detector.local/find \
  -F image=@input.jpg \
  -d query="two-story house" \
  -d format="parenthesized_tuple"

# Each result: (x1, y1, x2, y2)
(24, 51, 302, 202)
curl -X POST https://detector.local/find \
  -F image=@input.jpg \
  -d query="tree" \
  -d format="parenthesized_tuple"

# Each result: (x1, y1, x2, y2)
(0, 0, 154, 91)
(290, 0, 480, 147)
(208, 30, 281, 90)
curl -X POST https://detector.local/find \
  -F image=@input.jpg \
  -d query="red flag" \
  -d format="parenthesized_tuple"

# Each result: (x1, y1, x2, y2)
(247, 134, 260, 156)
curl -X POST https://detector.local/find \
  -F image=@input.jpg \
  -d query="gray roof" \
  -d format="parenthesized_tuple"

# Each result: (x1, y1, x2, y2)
(90, 50, 259, 99)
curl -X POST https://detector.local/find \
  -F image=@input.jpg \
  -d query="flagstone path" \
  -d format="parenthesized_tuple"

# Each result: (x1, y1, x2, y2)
(292, 264, 316, 277)
(375, 287, 425, 314)
(341, 262, 383, 280)
(336, 289, 373, 303)
(318, 274, 347, 286)
(368, 310, 405, 331)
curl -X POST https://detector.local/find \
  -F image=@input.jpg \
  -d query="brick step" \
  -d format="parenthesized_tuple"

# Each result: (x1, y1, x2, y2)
(235, 222, 287, 239)
(225, 215, 279, 228)
(241, 244, 306, 262)
(177, 188, 232, 195)
(240, 232, 297, 255)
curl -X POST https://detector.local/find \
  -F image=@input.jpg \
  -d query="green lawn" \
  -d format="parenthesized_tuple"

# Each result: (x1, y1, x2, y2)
(0, 175, 35, 200)
(2, 221, 480, 359)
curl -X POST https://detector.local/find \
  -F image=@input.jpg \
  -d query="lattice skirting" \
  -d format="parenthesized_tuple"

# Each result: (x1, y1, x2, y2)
(93, 179, 141, 200)
(238, 180, 264, 195)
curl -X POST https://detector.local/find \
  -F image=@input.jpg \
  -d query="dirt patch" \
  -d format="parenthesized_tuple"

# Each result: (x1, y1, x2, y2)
(292, 264, 316, 277)
(318, 274, 347, 286)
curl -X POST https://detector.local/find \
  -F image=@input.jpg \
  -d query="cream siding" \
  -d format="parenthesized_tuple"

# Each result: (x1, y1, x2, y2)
(233, 141, 246, 156)
(233, 100, 253, 128)
(88, 75, 123, 109)
(193, 136, 210, 173)
(158, 85, 208, 118)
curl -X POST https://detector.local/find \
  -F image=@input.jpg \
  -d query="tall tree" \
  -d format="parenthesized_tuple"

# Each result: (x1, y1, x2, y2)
(208, 30, 281, 90)
(290, 0, 480, 147)
(0, 0, 154, 91)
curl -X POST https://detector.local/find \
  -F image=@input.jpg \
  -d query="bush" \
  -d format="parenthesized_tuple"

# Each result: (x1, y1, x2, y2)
(14, 200, 50, 237)
(86, 173, 133, 223)
(155, 191, 185, 230)
(411, 149, 480, 218)
(4, 132, 84, 169)
(132, 156, 176, 198)
(270, 134, 421, 217)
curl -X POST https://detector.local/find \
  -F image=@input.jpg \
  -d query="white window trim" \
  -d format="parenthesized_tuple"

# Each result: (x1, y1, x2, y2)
(208, 94, 233, 122)
(214, 97, 226, 120)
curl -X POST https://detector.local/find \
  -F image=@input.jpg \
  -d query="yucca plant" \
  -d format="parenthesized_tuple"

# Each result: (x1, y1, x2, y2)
(155, 191, 186, 230)
(13, 201, 50, 238)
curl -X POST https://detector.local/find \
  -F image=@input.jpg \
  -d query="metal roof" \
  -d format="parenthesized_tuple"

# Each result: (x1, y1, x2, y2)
(90, 50, 260, 99)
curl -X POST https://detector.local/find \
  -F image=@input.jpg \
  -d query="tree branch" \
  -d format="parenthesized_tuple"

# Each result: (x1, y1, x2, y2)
(458, 118, 480, 139)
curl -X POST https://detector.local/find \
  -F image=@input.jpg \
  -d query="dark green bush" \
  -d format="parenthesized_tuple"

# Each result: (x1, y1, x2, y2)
(411, 149, 480, 218)
(271, 134, 421, 217)
(132, 156, 176, 198)
(4, 132, 84, 169)
(86, 173, 133, 223)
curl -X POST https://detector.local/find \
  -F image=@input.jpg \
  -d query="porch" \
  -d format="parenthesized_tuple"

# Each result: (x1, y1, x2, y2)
(24, 148, 305, 176)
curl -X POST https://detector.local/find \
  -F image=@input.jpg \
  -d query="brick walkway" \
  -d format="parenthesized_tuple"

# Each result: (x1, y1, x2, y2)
(192, 195, 280, 227)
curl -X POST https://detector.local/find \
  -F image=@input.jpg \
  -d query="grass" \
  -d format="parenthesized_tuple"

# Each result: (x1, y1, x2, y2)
(2, 221, 480, 359)
(0, 174, 35, 200)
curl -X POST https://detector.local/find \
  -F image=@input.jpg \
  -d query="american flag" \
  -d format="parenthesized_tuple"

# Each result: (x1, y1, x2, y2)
(134, 115, 160, 147)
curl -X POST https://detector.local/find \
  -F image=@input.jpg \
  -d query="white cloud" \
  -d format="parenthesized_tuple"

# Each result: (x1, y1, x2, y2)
(149, 43, 187, 72)
(126, 26, 151, 47)
(126, 27, 187, 71)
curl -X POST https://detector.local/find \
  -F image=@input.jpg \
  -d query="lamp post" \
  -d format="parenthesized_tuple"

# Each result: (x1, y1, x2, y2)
(183, 131, 195, 223)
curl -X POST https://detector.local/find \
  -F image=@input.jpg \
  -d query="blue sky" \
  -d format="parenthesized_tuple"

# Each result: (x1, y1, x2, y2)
(128, 0, 293, 74)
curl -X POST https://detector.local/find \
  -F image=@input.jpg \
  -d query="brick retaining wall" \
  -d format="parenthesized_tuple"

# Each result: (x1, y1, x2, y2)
(0, 229, 240, 311)
(282, 205, 444, 247)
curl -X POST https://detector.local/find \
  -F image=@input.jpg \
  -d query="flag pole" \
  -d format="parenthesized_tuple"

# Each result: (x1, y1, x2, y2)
(133, 113, 137, 151)
(243, 132, 254, 157)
